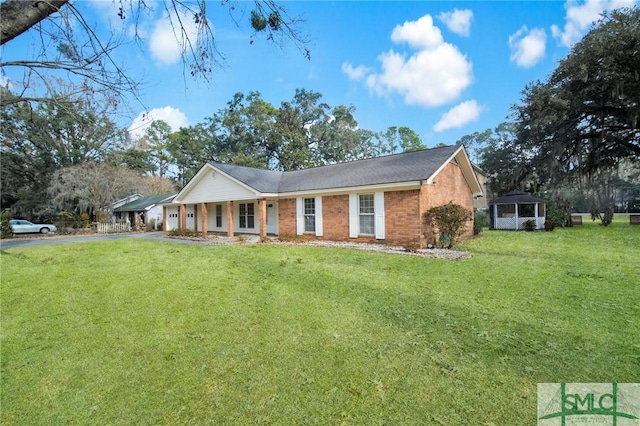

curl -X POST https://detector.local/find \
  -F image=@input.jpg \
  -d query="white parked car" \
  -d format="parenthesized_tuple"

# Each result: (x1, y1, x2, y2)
(9, 219, 57, 234)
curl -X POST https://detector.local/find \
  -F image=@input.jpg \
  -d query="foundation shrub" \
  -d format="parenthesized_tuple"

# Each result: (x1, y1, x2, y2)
(424, 202, 472, 249)
(1, 210, 13, 239)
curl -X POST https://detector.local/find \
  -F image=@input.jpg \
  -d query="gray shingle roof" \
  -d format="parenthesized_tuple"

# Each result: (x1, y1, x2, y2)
(489, 191, 545, 205)
(210, 145, 460, 193)
(211, 163, 284, 193)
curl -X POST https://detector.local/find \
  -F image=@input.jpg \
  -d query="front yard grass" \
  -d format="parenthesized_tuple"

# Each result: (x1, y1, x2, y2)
(1, 218, 638, 424)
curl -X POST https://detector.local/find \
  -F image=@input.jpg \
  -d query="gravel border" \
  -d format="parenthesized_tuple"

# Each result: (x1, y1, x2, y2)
(163, 234, 471, 260)
(298, 240, 471, 260)
(161, 233, 471, 259)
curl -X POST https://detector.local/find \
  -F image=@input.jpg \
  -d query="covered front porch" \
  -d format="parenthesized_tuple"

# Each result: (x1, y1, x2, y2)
(163, 198, 278, 239)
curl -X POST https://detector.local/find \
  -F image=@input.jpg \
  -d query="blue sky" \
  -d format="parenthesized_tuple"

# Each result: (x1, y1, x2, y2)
(2, 0, 638, 148)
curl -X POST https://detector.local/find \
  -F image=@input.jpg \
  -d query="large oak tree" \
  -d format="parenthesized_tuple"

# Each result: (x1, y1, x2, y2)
(513, 7, 639, 182)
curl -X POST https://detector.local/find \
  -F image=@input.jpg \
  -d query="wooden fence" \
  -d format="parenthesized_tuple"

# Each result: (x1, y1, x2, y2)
(96, 222, 131, 234)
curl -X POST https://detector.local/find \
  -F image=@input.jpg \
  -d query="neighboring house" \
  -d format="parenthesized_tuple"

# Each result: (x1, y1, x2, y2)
(472, 164, 488, 210)
(165, 145, 483, 248)
(109, 193, 144, 212)
(114, 193, 176, 229)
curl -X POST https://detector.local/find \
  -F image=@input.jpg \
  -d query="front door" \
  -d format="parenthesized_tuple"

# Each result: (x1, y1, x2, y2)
(186, 206, 195, 230)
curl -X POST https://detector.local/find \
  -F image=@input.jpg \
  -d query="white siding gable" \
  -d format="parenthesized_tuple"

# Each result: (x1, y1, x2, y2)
(180, 167, 258, 204)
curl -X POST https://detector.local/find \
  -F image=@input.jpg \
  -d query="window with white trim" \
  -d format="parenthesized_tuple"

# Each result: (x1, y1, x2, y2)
(304, 198, 315, 232)
(215, 204, 222, 227)
(359, 194, 375, 235)
(239, 203, 255, 228)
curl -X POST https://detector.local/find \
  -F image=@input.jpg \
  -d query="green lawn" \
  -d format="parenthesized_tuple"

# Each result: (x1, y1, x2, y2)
(1, 218, 639, 425)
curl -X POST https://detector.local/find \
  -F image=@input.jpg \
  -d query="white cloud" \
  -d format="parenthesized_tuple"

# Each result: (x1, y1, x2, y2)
(391, 15, 444, 49)
(87, 0, 138, 33)
(87, 0, 120, 21)
(433, 100, 484, 132)
(149, 9, 199, 65)
(349, 14, 473, 108)
(551, 0, 636, 47)
(509, 26, 546, 68)
(438, 9, 473, 37)
(341, 62, 370, 80)
(128, 106, 189, 140)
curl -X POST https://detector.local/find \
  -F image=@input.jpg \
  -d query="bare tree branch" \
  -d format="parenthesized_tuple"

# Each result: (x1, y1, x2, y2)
(1, 0, 309, 114)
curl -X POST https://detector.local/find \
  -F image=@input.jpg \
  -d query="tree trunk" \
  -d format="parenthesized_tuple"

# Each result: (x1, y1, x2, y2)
(1, 0, 69, 45)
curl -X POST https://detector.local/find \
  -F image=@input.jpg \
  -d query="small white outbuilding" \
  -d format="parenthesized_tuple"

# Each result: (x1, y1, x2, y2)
(489, 191, 546, 230)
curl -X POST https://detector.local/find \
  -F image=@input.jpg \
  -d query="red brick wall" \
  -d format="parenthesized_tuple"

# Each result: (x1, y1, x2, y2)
(420, 161, 474, 245)
(278, 198, 297, 238)
(277, 162, 474, 247)
(321, 194, 350, 241)
(385, 190, 421, 247)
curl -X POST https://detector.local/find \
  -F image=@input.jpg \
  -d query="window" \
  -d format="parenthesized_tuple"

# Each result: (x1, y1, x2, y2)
(216, 205, 222, 227)
(349, 192, 384, 239)
(359, 194, 375, 235)
(239, 203, 255, 229)
(297, 197, 322, 236)
(497, 204, 515, 218)
(304, 198, 315, 232)
(518, 203, 535, 218)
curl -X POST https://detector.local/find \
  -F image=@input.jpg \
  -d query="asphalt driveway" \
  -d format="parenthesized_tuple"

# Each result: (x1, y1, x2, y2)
(0, 232, 216, 249)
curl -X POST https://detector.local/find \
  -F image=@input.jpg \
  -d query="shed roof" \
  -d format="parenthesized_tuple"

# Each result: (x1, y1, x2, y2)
(489, 190, 545, 205)
(210, 145, 462, 193)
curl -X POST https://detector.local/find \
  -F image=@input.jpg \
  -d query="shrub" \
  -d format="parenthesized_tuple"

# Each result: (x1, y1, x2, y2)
(544, 220, 557, 232)
(167, 229, 201, 237)
(523, 219, 536, 232)
(80, 212, 91, 228)
(546, 197, 572, 227)
(147, 218, 162, 231)
(424, 202, 472, 249)
(133, 213, 145, 231)
(473, 209, 488, 235)
(590, 203, 614, 227)
(57, 211, 80, 231)
(96, 211, 107, 223)
(601, 204, 614, 227)
(1, 210, 13, 239)
(278, 233, 308, 243)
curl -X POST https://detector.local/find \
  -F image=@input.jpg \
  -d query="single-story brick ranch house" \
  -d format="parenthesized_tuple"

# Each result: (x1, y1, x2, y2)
(163, 144, 484, 248)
